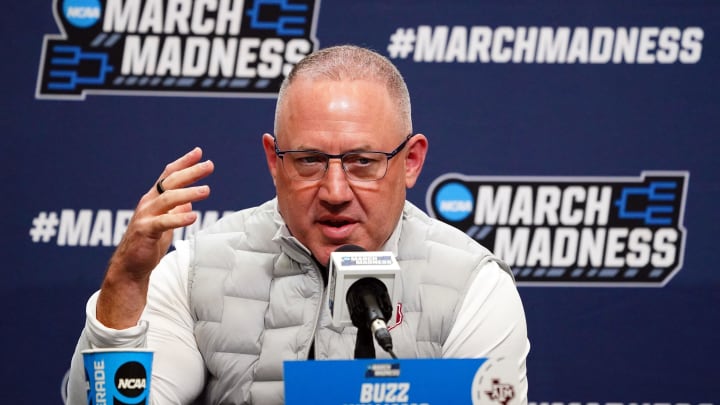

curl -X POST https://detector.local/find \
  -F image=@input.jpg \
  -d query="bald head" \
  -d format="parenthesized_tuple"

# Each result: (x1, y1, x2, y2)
(274, 45, 412, 137)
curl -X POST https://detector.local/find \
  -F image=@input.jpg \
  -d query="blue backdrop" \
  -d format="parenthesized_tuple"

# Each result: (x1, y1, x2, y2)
(3, 1, 719, 403)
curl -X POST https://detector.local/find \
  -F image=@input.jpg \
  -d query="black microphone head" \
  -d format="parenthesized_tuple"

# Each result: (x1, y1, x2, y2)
(328, 245, 367, 268)
(335, 244, 367, 252)
(347, 277, 393, 327)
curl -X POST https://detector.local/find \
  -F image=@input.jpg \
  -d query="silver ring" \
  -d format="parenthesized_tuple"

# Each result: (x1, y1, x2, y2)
(156, 178, 166, 194)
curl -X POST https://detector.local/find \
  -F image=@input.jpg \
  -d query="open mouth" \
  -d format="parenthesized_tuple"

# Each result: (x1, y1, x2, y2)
(322, 219, 351, 228)
(318, 218, 356, 240)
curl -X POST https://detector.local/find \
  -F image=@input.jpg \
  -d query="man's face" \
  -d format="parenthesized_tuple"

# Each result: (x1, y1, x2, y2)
(263, 78, 427, 266)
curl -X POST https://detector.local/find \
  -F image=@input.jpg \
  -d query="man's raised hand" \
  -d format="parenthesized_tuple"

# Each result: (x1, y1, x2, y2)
(96, 147, 214, 328)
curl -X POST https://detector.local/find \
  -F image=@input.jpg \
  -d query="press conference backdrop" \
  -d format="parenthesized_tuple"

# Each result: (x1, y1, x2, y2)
(2, 0, 718, 403)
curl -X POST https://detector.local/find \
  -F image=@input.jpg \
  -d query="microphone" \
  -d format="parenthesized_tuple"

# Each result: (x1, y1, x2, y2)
(347, 277, 394, 355)
(327, 245, 400, 358)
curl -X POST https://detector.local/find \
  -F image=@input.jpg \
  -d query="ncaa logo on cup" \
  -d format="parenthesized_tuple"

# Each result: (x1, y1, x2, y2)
(115, 361, 147, 398)
(77, 349, 153, 404)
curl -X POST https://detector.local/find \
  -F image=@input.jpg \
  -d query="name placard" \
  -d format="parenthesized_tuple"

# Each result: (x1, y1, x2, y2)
(284, 358, 519, 405)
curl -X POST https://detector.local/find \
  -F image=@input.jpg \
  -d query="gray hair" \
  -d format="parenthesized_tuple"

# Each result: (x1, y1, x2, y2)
(274, 45, 412, 135)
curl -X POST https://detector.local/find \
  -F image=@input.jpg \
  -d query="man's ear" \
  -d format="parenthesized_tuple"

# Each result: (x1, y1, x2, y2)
(262, 133, 278, 186)
(404, 134, 428, 188)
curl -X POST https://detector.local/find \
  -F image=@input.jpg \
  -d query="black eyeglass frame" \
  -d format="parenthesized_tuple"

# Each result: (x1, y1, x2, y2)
(273, 133, 416, 181)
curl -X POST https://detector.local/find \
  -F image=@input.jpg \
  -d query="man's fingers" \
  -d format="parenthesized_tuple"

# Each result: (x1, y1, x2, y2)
(153, 185, 210, 215)
(130, 149, 214, 243)
(154, 159, 215, 195)
(169, 202, 193, 215)
(150, 211, 198, 235)
(161, 147, 203, 179)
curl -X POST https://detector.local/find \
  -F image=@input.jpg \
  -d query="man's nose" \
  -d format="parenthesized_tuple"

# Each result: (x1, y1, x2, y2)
(318, 159, 353, 204)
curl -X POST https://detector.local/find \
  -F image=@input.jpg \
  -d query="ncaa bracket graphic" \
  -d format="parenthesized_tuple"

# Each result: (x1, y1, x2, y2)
(36, 0, 320, 100)
(427, 172, 688, 287)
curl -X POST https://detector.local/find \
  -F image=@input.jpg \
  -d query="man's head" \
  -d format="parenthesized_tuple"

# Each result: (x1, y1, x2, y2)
(263, 45, 428, 266)
(274, 45, 413, 135)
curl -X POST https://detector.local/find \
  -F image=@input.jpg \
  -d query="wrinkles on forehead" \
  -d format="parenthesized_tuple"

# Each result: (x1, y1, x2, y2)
(275, 78, 408, 146)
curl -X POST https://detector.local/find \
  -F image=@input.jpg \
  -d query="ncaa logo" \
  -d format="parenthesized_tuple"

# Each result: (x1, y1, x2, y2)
(434, 182, 474, 222)
(115, 361, 149, 403)
(63, 0, 101, 28)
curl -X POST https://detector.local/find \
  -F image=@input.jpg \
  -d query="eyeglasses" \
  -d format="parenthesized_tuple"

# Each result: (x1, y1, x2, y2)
(274, 133, 415, 182)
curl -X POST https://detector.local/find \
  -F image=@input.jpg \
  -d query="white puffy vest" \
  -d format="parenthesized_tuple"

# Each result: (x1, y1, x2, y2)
(188, 199, 509, 404)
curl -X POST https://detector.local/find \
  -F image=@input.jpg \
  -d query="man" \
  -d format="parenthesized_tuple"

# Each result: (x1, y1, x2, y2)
(67, 45, 529, 404)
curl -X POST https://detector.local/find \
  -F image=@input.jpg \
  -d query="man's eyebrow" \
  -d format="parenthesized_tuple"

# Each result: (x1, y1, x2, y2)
(285, 143, 377, 152)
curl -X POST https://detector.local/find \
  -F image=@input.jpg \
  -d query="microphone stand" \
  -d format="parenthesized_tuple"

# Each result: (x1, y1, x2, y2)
(354, 327, 376, 359)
